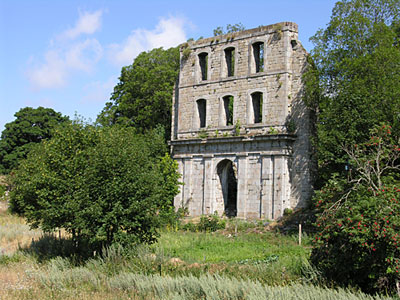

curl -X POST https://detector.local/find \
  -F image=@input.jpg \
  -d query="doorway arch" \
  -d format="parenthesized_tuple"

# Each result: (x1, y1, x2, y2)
(216, 159, 237, 217)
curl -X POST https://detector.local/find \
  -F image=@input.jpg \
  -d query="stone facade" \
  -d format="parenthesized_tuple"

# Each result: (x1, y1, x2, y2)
(170, 22, 313, 219)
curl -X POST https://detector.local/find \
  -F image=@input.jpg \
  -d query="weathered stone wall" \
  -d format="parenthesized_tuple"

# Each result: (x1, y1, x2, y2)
(171, 22, 313, 219)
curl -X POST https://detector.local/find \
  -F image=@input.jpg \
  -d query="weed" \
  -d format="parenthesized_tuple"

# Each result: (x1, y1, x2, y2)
(197, 214, 226, 232)
(198, 129, 208, 139)
(286, 119, 296, 133)
(268, 127, 279, 135)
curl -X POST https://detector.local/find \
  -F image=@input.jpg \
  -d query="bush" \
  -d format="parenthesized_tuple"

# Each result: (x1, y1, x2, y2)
(9, 122, 180, 252)
(311, 124, 400, 294)
(197, 214, 226, 232)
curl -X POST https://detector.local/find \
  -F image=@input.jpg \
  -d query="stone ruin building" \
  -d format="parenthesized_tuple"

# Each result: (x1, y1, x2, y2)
(170, 22, 313, 219)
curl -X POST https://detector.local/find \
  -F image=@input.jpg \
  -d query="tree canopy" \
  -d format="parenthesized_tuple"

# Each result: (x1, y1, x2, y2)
(308, 0, 400, 294)
(306, 0, 400, 183)
(97, 47, 180, 139)
(0, 107, 69, 174)
(10, 122, 180, 252)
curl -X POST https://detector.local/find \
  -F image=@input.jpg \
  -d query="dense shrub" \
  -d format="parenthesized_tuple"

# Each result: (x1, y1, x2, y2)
(9, 122, 180, 252)
(311, 124, 400, 294)
(197, 214, 226, 232)
(180, 214, 226, 232)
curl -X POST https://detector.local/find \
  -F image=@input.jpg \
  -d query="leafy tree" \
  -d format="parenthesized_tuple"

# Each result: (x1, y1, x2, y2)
(311, 123, 400, 294)
(9, 122, 180, 252)
(213, 23, 245, 36)
(305, 0, 400, 183)
(97, 47, 180, 140)
(0, 107, 69, 174)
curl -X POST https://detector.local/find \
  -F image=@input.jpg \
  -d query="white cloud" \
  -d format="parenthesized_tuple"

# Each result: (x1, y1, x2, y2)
(63, 10, 103, 40)
(26, 9, 104, 89)
(26, 12, 188, 89)
(65, 39, 103, 71)
(27, 38, 103, 89)
(82, 76, 117, 104)
(109, 16, 187, 66)
(26, 50, 65, 88)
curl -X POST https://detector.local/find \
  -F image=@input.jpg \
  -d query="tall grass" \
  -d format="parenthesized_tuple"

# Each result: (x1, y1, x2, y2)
(0, 201, 42, 254)
(0, 207, 396, 299)
(26, 264, 394, 300)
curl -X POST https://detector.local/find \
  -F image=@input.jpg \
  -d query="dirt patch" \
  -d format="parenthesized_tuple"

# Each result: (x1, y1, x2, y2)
(168, 257, 184, 266)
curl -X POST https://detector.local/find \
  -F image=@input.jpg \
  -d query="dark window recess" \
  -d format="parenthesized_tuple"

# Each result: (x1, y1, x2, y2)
(253, 42, 264, 73)
(223, 95, 234, 126)
(197, 99, 207, 128)
(224, 47, 235, 77)
(198, 52, 208, 80)
(251, 92, 263, 123)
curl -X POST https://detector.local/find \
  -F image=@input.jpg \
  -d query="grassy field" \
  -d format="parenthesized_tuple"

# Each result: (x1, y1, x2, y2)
(0, 200, 395, 299)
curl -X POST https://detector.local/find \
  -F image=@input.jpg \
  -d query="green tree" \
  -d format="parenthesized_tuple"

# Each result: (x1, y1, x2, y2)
(305, 0, 400, 183)
(9, 122, 180, 252)
(311, 123, 400, 294)
(0, 107, 69, 174)
(97, 47, 180, 139)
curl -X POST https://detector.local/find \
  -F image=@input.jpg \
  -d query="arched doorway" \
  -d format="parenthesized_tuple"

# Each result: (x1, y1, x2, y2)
(216, 159, 237, 217)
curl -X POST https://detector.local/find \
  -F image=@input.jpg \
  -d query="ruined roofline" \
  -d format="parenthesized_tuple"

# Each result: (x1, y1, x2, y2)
(181, 22, 298, 50)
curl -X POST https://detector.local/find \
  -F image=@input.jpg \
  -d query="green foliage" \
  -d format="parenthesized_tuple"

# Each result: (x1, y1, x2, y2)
(213, 23, 245, 36)
(227, 96, 234, 126)
(268, 127, 279, 135)
(0, 185, 5, 198)
(306, 0, 400, 184)
(197, 129, 208, 139)
(97, 47, 180, 140)
(283, 208, 293, 216)
(9, 122, 180, 252)
(197, 214, 226, 232)
(0, 107, 69, 174)
(181, 45, 191, 61)
(311, 124, 400, 294)
(285, 119, 296, 133)
(179, 214, 226, 233)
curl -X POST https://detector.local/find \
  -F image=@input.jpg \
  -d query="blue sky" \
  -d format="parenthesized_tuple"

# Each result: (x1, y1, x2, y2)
(0, 0, 337, 132)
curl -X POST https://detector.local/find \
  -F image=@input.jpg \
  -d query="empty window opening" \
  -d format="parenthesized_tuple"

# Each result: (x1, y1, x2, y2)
(253, 42, 264, 73)
(223, 96, 234, 126)
(197, 99, 207, 128)
(217, 159, 237, 217)
(198, 52, 208, 80)
(224, 47, 235, 77)
(251, 92, 263, 124)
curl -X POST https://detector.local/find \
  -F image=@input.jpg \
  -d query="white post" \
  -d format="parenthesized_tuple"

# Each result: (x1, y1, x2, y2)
(298, 223, 302, 246)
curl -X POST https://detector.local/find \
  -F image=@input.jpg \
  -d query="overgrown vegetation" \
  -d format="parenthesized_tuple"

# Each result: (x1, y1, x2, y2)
(306, 0, 400, 295)
(311, 124, 400, 293)
(213, 23, 245, 36)
(2, 206, 392, 300)
(305, 0, 400, 184)
(9, 122, 180, 253)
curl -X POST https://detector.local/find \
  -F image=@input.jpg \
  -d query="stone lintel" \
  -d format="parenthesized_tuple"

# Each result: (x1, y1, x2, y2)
(169, 134, 296, 147)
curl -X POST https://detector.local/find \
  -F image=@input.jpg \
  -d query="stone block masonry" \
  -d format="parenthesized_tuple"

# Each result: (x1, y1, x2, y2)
(170, 22, 314, 219)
